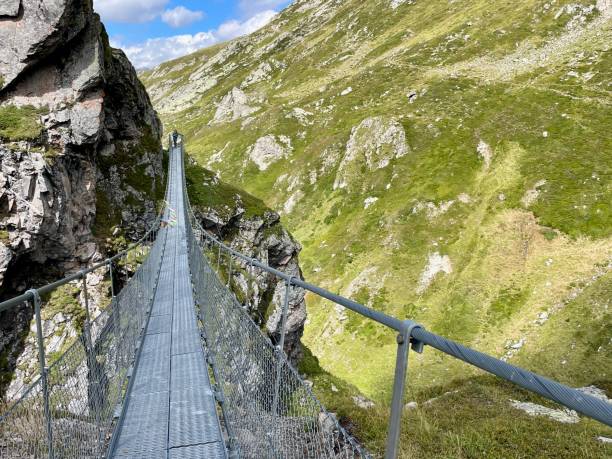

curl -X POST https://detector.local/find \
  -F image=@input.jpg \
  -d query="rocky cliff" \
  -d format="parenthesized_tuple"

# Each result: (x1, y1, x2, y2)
(0, 0, 163, 397)
(185, 159, 305, 363)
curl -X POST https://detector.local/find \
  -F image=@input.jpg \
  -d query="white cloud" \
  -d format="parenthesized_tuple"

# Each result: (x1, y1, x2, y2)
(161, 6, 204, 28)
(215, 9, 277, 40)
(94, 0, 169, 23)
(118, 32, 215, 69)
(117, 10, 278, 69)
(238, 0, 289, 15)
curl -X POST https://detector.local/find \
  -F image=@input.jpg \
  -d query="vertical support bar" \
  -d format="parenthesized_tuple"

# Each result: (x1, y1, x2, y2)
(271, 279, 292, 416)
(28, 290, 54, 459)
(108, 260, 116, 298)
(246, 260, 253, 309)
(81, 273, 93, 348)
(109, 260, 120, 368)
(384, 322, 412, 459)
(216, 245, 221, 273)
(226, 252, 232, 288)
(81, 272, 104, 426)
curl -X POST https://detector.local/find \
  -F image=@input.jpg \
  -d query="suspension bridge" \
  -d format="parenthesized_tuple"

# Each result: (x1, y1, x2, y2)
(0, 137, 610, 459)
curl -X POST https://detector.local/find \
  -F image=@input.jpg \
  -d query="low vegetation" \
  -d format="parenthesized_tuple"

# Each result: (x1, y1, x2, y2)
(0, 105, 45, 141)
(41, 284, 85, 334)
(300, 346, 611, 458)
(185, 155, 269, 220)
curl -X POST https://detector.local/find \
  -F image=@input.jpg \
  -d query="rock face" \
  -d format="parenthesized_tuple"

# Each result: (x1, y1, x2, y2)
(417, 252, 452, 294)
(187, 163, 305, 362)
(0, 0, 90, 91)
(390, 0, 410, 9)
(334, 117, 408, 190)
(477, 139, 493, 169)
(240, 60, 285, 88)
(0, 0, 163, 397)
(0, 0, 20, 16)
(202, 208, 305, 363)
(212, 87, 260, 124)
(247, 135, 292, 171)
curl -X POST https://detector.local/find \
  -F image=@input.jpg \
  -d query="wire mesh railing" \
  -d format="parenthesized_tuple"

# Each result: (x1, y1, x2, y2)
(184, 183, 368, 458)
(0, 170, 169, 459)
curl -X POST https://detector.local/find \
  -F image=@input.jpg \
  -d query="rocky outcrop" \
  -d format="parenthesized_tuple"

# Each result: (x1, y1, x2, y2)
(477, 139, 493, 169)
(240, 59, 286, 88)
(0, 0, 91, 91)
(211, 87, 260, 124)
(334, 117, 409, 190)
(0, 0, 163, 397)
(417, 252, 452, 294)
(247, 135, 292, 171)
(206, 211, 305, 363)
(598, 0, 612, 17)
(186, 162, 305, 362)
(390, 0, 411, 9)
(286, 107, 314, 126)
(521, 179, 547, 208)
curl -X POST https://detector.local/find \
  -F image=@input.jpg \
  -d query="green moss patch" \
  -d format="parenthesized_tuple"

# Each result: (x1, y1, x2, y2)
(93, 189, 121, 239)
(41, 284, 85, 333)
(0, 105, 46, 141)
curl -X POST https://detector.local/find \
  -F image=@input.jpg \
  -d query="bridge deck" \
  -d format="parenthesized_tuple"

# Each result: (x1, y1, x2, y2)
(110, 145, 226, 458)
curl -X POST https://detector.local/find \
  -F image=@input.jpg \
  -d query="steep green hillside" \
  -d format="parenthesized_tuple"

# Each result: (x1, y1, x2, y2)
(142, 0, 612, 455)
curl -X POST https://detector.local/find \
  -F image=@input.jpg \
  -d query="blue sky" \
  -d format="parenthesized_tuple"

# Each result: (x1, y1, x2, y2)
(94, 1, 293, 69)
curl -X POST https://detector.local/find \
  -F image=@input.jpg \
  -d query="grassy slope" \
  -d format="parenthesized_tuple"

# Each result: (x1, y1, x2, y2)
(142, 0, 612, 455)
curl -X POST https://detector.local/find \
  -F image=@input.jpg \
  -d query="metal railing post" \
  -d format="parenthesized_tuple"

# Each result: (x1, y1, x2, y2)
(81, 273, 94, 351)
(108, 260, 116, 299)
(108, 260, 121, 369)
(385, 320, 422, 459)
(28, 289, 54, 459)
(216, 245, 221, 272)
(226, 251, 232, 288)
(271, 278, 292, 416)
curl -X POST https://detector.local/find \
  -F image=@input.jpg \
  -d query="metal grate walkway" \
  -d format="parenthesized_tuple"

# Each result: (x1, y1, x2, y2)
(110, 145, 226, 458)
